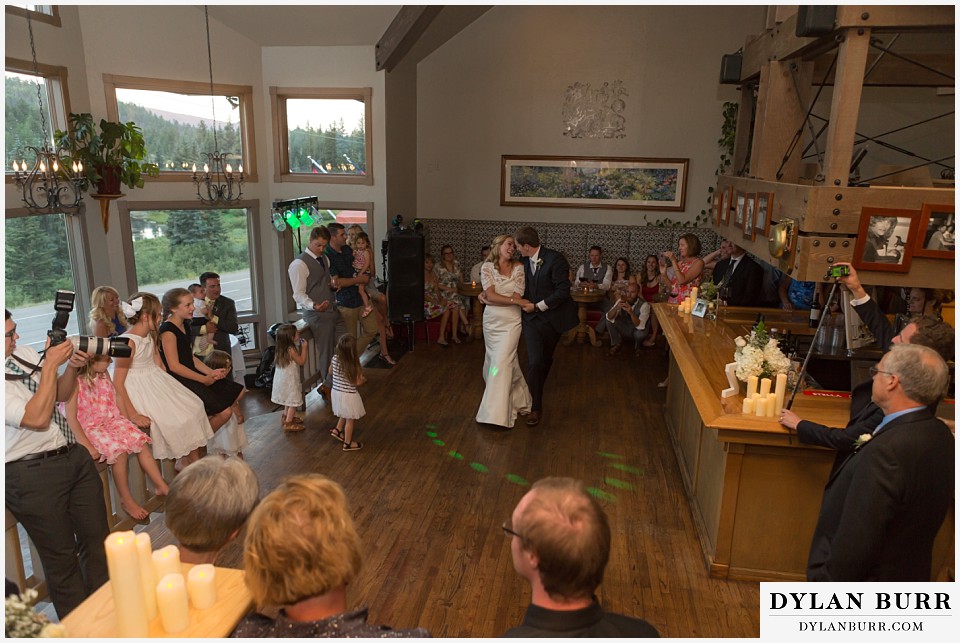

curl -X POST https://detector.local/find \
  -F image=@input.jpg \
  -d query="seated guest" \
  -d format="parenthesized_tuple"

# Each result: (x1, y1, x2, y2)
(503, 477, 659, 637)
(777, 273, 818, 311)
(659, 233, 704, 304)
(702, 239, 732, 274)
(470, 244, 491, 284)
(192, 271, 239, 350)
(164, 455, 259, 565)
(88, 285, 128, 337)
(424, 254, 456, 346)
(437, 244, 470, 333)
(712, 241, 763, 307)
(608, 257, 635, 303)
(597, 283, 650, 356)
(806, 344, 953, 582)
(232, 474, 430, 638)
(639, 254, 662, 348)
(905, 287, 951, 321)
(574, 246, 613, 293)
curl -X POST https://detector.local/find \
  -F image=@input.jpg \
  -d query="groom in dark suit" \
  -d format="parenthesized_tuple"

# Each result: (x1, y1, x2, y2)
(515, 227, 578, 426)
(806, 343, 953, 581)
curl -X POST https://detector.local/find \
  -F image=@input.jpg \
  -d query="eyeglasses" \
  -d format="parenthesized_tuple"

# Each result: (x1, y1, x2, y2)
(501, 521, 522, 539)
(869, 366, 895, 378)
(4, 326, 16, 338)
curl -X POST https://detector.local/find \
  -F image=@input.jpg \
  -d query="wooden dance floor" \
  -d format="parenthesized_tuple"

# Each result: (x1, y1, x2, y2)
(142, 337, 761, 637)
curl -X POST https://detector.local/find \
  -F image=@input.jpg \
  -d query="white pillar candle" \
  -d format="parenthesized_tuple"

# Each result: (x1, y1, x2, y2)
(156, 573, 190, 634)
(766, 395, 778, 417)
(742, 397, 755, 414)
(759, 377, 772, 397)
(152, 545, 181, 583)
(135, 533, 158, 621)
(187, 564, 217, 610)
(104, 531, 148, 637)
(755, 394, 768, 417)
(747, 376, 758, 399)
(774, 373, 788, 414)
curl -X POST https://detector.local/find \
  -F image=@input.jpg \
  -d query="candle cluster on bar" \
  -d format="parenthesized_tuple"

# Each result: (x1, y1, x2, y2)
(103, 534, 219, 635)
(740, 374, 788, 417)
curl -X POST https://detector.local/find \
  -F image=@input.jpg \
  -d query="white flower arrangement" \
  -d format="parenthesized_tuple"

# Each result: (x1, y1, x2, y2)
(733, 321, 790, 382)
(5, 589, 67, 638)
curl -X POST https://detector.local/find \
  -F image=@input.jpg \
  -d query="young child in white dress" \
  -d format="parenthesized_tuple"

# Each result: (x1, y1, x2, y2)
(63, 354, 169, 521)
(271, 324, 308, 432)
(328, 334, 366, 451)
(204, 350, 249, 457)
(113, 292, 214, 469)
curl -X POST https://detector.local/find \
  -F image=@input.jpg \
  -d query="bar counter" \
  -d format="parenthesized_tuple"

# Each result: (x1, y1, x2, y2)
(653, 303, 953, 582)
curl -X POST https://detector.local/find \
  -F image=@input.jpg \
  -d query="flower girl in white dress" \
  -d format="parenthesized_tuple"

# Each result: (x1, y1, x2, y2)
(113, 293, 214, 469)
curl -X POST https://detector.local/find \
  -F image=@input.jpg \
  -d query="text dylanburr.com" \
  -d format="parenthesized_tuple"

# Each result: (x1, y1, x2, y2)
(761, 583, 955, 640)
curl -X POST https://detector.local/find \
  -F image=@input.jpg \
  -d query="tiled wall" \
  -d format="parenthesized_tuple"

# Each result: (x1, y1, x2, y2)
(421, 218, 721, 275)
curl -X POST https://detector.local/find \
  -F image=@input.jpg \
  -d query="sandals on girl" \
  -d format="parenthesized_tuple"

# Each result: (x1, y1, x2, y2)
(329, 427, 345, 442)
(379, 353, 397, 365)
(283, 420, 305, 432)
(342, 440, 363, 452)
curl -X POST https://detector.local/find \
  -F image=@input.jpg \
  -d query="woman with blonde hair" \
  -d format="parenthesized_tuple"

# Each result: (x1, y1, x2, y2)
(88, 286, 128, 337)
(232, 474, 430, 637)
(475, 234, 532, 427)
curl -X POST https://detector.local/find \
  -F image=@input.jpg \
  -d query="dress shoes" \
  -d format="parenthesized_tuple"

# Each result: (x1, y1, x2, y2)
(525, 411, 541, 426)
(608, 344, 622, 356)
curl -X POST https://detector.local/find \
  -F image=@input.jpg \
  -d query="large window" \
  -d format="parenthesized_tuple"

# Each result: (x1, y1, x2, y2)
(5, 5, 60, 27)
(270, 87, 373, 185)
(104, 74, 258, 182)
(5, 60, 71, 177)
(4, 211, 84, 351)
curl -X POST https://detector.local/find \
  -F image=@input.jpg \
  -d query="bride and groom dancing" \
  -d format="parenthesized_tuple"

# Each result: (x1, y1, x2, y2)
(475, 226, 578, 428)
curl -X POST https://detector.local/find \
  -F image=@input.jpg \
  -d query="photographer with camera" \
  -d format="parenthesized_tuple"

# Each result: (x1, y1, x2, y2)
(5, 307, 110, 618)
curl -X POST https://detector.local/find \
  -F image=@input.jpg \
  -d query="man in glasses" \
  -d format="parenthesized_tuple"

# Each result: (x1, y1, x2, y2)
(807, 344, 953, 581)
(502, 477, 659, 637)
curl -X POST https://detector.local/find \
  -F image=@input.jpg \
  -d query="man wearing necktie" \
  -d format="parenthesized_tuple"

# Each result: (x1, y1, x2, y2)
(5, 310, 109, 617)
(711, 241, 763, 307)
(805, 344, 953, 581)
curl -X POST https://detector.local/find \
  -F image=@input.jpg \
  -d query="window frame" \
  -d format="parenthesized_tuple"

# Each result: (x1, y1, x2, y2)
(5, 5, 61, 27)
(270, 86, 373, 185)
(103, 74, 258, 183)
(4, 206, 95, 333)
(116, 199, 267, 356)
(5, 58, 72, 184)
(279, 200, 375, 315)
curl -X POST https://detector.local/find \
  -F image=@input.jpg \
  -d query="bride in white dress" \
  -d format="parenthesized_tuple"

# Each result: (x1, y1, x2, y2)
(475, 235, 533, 427)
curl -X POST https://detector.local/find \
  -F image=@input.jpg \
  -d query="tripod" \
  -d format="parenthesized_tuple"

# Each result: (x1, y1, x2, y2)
(785, 281, 841, 410)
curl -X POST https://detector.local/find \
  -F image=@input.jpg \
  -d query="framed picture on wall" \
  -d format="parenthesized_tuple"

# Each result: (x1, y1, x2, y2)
(852, 207, 921, 273)
(754, 192, 773, 238)
(913, 203, 955, 259)
(742, 193, 756, 241)
(733, 191, 746, 229)
(711, 193, 722, 225)
(719, 186, 732, 225)
(500, 155, 689, 210)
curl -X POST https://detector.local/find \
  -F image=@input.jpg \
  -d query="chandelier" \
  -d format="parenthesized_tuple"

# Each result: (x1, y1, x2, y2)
(11, 10, 84, 212)
(193, 5, 243, 204)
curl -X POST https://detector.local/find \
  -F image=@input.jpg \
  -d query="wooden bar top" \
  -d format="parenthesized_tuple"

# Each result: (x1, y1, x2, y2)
(653, 303, 852, 445)
(61, 564, 252, 638)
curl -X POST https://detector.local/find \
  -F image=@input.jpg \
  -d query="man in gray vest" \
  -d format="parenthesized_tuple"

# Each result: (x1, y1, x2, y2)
(288, 226, 345, 398)
(574, 246, 612, 312)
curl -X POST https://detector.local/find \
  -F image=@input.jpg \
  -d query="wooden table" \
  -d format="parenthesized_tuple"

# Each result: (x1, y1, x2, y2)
(654, 303, 953, 582)
(457, 282, 484, 339)
(564, 289, 606, 346)
(61, 564, 252, 637)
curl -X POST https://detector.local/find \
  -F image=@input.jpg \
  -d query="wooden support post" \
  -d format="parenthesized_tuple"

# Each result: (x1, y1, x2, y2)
(749, 61, 815, 182)
(731, 85, 754, 176)
(821, 28, 871, 186)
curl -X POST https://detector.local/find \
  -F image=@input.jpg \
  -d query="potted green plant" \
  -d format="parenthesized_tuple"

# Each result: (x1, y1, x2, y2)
(54, 112, 159, 194)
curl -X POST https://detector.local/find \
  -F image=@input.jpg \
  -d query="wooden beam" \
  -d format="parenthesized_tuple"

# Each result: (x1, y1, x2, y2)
(741, 12, 824, 81)
(731, 85, 754, 177)
(835, 5, 954, 30)
(375, 6, 443, 72)
(749, 61, 814, 182)
(820, 28, 871, 187)
(813, 51, 955, 87)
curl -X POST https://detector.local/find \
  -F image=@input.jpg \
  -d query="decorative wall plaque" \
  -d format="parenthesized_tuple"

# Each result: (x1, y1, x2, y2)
(562, 81, 627, 139)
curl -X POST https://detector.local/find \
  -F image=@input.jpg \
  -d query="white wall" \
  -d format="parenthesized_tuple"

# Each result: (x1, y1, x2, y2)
(416, 5, 767, 225)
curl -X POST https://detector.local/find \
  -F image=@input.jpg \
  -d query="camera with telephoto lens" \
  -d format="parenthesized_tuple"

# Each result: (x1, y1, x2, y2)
(47, 289, 132, 358)
(824, 265, 850, 280)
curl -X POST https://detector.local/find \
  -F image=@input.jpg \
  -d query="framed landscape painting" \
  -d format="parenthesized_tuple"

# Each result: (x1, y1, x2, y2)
(851, 207, 920, 273)
(913, 203, 955, 259)
(501, 155, 688, 211)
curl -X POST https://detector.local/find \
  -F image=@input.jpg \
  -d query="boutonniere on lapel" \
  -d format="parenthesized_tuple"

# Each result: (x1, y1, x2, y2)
(852, 433, 873, 451)
(534, 258, 543, 268)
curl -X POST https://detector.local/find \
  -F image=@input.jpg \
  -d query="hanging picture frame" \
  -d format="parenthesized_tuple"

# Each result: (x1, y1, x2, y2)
(742, 193, 756, 241)
(754, 192, 773, 239)
(851, 207, 921, 273)
(913, 203, 955, 259)
(733, 190, 746, 229)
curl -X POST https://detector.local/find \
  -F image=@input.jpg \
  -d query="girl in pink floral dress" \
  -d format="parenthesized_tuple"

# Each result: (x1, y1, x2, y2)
(63, 354, 169, 521)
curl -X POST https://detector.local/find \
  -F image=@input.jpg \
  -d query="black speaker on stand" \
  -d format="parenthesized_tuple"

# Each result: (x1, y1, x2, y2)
(386, 231, 425, 351)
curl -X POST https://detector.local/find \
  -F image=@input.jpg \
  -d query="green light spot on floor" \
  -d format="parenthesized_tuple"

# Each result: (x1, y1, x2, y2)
(470, 462, 489, 473)
(587, 487, 617, 502)
(505, 474, 529, 486)
(448, 451, 464, 460)
(489, 365, 499, 377)
(610, 463, 642, 475)
(604, 477, 635, 491)
(426, 431, 437, 438)
(432, 439, 445, 446)
(425, 424, 437, 429)
(597, 451, 625, 459)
